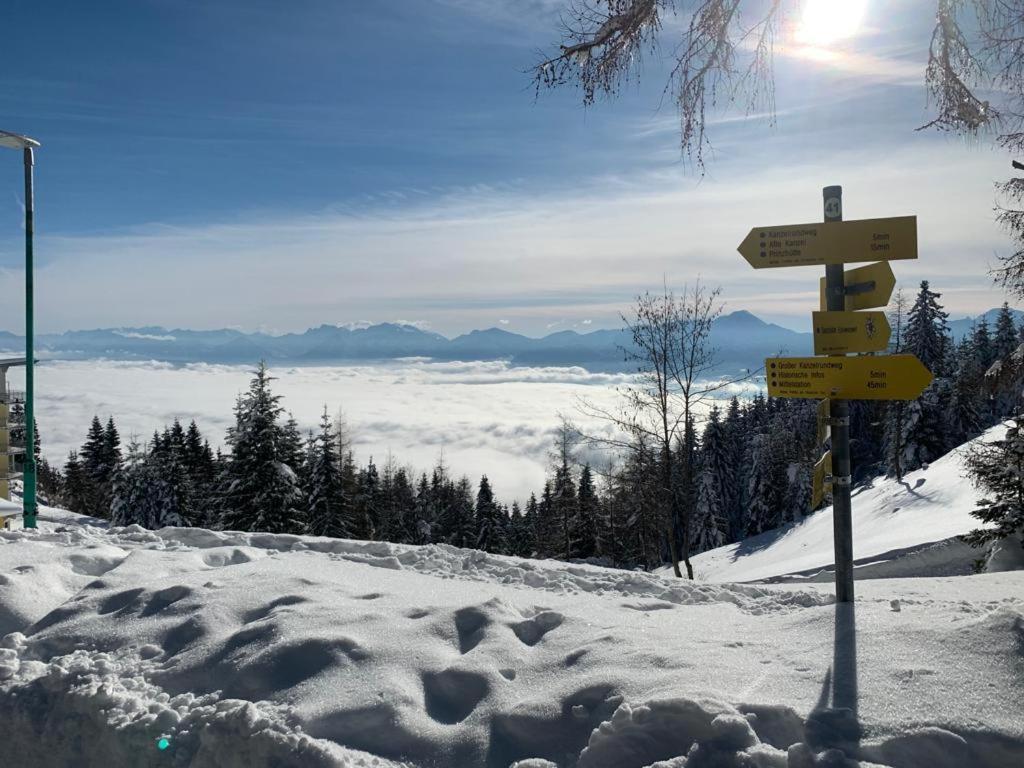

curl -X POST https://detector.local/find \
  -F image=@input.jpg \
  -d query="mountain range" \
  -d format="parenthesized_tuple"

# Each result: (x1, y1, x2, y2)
(0, 308, 1017, 373)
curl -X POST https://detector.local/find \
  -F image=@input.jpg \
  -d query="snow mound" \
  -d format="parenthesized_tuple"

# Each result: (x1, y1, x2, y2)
(692, 425, 1003, 583)
(0, 636, 406, 768)
(2, 508, 1023, 767)
(115, 525, 835, 614)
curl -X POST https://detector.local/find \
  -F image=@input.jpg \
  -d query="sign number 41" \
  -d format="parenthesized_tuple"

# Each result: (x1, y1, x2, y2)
(824, 196, 842, 219)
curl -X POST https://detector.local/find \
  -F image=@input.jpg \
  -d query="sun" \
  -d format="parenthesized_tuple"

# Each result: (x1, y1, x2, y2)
(795, 0, 869, 46)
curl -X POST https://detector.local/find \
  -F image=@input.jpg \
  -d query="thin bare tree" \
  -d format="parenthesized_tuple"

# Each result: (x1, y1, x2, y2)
(576, 281, 744, 578)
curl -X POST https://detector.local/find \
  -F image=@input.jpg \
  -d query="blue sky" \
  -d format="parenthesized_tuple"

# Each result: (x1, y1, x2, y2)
(0, 0, 1017, 335)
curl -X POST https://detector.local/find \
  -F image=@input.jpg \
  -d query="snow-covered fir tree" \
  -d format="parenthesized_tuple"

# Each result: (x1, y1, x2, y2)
(691, 406, 729, 551)
(474, 475, 506, 553)
(306, 407, 350, 538)
(521, 492, 540, 557)
(963, 418, 1024, 553)
(448, 477, 477, 549)
(994, 303, 1019, 362)
(945, 335, 985, 444)
(722, 397, 745, 540)
(571, 464, 599, 559)
(63, 450, 94, 517)
(972, 317, 994, 371)
(905, 280, 951, 376)
(351, 458, 380, 540)
(219, 363, 305, 534)
(389, 468, 419, 544)
(692, 462, 726, 554)
(745, 433, 782, 536)
(110, 438, 189, 529)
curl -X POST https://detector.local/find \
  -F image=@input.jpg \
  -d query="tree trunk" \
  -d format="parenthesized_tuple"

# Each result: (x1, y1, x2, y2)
(663, 444, 682, 577)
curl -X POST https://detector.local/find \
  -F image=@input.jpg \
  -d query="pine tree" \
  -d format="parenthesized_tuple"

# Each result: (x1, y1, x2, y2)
(474, 475, 506, 553)
(692, 407, 729, 550)
(973, 317, 994, 371)
(152, 427, 196, 527)
(946, 335, 985, 443)
(111, 439, 189, 529)
(411, 474, 433, 545)
(549, 463, 577, 559)
(746, 433, 782, 536)
(306, 407, 349, 538)
(80, 416, 105, 477)
(448, 477, 477, 549)
(507, 501, 527, 556)
(721, 397, 744, 541)
(390, 467, 418, 544)
(994, 303, 1019, 362)
(535, 482, 557, 557)
(521, 492, 540, 557)
(279, 413, 304, 473)
(351, 458, 380, 540)
(962, 419, 1024, 552)
(899, 381, 950, 470)
(905, 281, 951, 376)
(219, 363, 305, 534)
(79, 416, 107, 517)
(692, 462, 726, 554)
(62, 450, 94, 516)
(571, 464, 599, 559)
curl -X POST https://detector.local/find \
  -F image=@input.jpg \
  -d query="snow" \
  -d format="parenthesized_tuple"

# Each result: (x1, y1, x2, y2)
(689, 425, 1004, 584)
(0, 506, 1022, 767)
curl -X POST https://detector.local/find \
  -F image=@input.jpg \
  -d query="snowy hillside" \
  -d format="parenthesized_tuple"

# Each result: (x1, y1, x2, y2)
(689, 425, 1003, 584)
(1, 508, 1022, 767)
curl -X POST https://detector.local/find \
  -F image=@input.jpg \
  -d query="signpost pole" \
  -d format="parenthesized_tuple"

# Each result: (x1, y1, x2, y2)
(23, 147, 36, 529)
(823, 185, 853, 603)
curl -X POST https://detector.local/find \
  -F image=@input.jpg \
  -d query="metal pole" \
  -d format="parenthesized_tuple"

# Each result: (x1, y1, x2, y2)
(23, 147, 36, 529)
(823, 185, 853, 602)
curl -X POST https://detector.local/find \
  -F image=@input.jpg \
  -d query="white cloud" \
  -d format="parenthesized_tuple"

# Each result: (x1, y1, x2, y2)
(0, 138, 1014, 338)
(14, 359, 644, 503)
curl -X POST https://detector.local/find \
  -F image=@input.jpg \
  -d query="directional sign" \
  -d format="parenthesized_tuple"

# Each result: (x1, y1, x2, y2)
(812, 311, 891, 355)
(812, 450, 833, 510)
(738, 216, 916, 269)
(766, 354, 933, 400)
(818, 261, 896, 312)
(816, 399, 831, 446)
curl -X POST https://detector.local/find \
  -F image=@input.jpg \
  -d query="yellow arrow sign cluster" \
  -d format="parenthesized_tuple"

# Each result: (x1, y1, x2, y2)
(738, 213, 931, 401)
(738, 216, 917, 269)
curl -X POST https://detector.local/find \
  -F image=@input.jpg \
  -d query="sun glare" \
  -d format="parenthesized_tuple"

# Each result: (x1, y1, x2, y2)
(796, 0, 869, 46)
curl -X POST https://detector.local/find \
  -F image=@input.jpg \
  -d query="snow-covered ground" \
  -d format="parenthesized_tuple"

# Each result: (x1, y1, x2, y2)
(0, 506, 1022, 767)
(689, 425, 1003, 584)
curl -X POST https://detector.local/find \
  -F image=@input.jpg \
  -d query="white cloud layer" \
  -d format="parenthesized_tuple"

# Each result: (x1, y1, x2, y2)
(11, 360, 651, 503)
(0, 137, 1013, 337)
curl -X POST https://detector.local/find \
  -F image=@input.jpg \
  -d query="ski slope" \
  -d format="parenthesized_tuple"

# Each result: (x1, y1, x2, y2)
(690, 425, 1004, 584)
(0, 507, 1022, 767)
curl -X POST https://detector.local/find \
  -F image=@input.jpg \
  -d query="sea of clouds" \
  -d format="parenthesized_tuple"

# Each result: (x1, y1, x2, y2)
(12, 359, 653, 502)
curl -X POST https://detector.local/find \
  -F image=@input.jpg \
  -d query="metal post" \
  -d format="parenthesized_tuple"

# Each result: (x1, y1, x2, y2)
(23, 147, 36, 529)
(823, 185, 853, 602)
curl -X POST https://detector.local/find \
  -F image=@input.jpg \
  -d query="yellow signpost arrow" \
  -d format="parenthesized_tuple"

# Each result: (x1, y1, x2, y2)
(766, 354, 933, 400)
(818, 261, 896, 312)
(812, 310, 891, 355)
(812, 450, 832, 510)
(738, 216, 916, 269)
